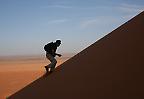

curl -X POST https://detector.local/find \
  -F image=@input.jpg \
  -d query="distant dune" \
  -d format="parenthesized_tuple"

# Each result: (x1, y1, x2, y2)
(9, 11, 144, 99)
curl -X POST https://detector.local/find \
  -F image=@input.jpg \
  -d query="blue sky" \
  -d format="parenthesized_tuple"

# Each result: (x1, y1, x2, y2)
(0, 0, 144, 56)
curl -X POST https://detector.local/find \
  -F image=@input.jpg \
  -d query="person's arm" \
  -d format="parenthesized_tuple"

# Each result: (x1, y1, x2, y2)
(55, 53, 62, 57)
(52, 49, 62, 57)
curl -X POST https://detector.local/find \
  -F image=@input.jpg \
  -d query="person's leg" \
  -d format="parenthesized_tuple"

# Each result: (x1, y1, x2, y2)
(46, 53, 57, 72)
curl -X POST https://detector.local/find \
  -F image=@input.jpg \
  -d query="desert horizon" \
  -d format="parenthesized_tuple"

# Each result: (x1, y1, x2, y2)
(0, 53, 74, 99)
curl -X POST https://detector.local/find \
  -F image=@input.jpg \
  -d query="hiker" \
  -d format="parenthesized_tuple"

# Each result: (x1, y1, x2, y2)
(44, 40, 62, 73)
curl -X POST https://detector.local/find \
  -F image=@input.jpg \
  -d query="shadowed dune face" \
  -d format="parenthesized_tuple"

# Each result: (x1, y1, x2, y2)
(9, 11, 144, 99)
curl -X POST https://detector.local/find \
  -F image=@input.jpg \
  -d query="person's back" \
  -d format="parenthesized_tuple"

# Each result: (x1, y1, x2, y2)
(44, 42, 57, 57)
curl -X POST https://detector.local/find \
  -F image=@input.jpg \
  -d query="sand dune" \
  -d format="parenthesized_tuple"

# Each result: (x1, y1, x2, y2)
(0, 54, 70, 99)
(0, 71, 42, 99)
(9, 11, 144, 99)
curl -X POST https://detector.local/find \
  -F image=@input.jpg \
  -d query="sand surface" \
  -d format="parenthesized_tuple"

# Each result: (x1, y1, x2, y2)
(0, 55, 70, 99)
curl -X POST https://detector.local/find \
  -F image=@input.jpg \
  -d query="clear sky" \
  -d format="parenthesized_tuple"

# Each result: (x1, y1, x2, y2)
(0, 0, 144, 56)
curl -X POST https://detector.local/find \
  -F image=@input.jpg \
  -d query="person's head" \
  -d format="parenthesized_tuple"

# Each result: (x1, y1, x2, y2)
(55, 40, 61, 47)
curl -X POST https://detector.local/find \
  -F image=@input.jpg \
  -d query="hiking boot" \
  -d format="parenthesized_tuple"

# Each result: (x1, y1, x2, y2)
(49, 68, 54, 73)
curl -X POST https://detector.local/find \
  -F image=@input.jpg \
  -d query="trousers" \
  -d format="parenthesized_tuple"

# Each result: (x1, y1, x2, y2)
(46, 53, 57, 71)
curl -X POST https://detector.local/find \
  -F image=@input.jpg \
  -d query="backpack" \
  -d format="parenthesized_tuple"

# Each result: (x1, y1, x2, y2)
(44, 42, 53, 52)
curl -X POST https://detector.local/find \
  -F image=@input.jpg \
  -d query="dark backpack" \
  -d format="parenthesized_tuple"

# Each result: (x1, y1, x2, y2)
(44, 42, 53, 52)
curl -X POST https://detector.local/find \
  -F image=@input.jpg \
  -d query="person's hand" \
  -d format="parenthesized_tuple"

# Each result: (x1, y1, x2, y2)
(57, 54, 62, 57)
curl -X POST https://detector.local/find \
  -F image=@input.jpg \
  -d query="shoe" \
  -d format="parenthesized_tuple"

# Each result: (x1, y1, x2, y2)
(49, 68, 54, 73)
(45, 66, 48, 72)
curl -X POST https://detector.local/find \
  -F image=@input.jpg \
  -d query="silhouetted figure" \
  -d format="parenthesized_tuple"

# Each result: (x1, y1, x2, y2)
(44, 40, 62, 73)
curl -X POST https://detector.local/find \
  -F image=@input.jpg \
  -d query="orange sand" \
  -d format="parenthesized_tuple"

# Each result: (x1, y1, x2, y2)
(0, 55, 70, 99)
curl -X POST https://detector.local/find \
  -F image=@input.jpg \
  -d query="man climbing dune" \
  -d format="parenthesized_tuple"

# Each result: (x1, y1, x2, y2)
(44, 40, 62, 73)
